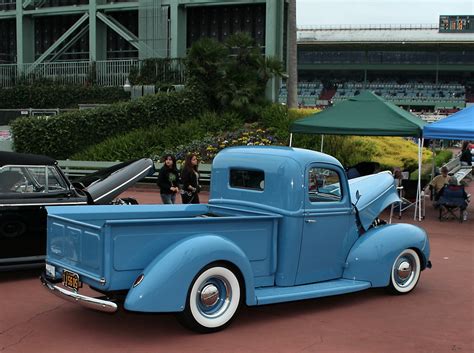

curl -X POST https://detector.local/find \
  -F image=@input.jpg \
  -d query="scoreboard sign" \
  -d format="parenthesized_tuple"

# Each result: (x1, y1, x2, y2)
(439, 15, 473, 33)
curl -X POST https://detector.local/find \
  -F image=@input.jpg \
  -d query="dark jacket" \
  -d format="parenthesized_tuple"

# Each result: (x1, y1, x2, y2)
(180, 167, 200, 194)
(460, 149, 472, 164)
(157, 166, 180, 194)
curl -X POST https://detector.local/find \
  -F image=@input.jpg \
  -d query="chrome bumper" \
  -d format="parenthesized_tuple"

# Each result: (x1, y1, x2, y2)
(40, 273, 118, 313)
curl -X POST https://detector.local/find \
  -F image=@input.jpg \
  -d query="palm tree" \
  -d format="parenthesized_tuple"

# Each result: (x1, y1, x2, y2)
(287, 0, 298, 109)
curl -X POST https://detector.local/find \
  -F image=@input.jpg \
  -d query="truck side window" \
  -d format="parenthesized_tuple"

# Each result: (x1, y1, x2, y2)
(230, 169, 264, 191)
(308, 167, 342, 202)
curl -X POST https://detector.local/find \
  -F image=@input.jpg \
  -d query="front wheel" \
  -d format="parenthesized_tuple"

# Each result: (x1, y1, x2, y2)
(388, 249, 421, 294)
(178, 265, 241, 333)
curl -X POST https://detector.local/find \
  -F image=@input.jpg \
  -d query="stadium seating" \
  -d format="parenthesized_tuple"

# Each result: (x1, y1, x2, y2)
(332, 80, 465, 105)
(279, 81, 324, 107)
(278, 79, 468, 109)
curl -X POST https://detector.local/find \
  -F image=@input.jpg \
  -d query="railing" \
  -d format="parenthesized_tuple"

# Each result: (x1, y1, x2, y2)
(0, 59, 186, 88)
(95, 60, 138, 87)
(21, 61, 91, 86)
(0, 64, 16, 88)
(298, 24, 439, 31)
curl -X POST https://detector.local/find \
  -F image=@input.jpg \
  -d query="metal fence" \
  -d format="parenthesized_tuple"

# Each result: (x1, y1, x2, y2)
(0, 64, 17, 88)
(95, 60, 138, 87)
(0, 59, 186, 88)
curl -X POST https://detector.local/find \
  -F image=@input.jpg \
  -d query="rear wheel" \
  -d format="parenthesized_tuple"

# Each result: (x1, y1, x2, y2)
(178, 265, 241, 333)
(388, 249, 421, 294)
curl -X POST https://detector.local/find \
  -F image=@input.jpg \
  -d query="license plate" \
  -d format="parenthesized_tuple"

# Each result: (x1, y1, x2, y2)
(62, 270, 82, 290)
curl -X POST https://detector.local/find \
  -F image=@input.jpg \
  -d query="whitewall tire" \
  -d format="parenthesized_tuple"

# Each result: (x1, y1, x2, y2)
(388, 249, 421, 294)
(178, 264, 241, 333)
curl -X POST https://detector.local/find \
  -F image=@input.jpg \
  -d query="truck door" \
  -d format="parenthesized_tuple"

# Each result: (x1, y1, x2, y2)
(295, 164, 356, 285)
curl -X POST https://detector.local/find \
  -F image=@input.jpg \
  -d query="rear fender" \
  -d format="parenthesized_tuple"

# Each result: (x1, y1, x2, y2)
(343, 224, 429, 287)
(124, 234, 256, 313)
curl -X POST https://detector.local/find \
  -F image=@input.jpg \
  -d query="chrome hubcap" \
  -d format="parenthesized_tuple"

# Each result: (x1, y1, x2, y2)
(393, 254, 417, 287)
(196, 276, 232, 318)
(397, 261, 412, 280)
(200, 284, 220, 307)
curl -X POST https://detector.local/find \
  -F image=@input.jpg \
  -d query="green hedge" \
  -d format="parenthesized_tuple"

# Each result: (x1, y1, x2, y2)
(0, 85, 129, 109)
(73, 111, 244, 161)
(11, 88, 207, 159)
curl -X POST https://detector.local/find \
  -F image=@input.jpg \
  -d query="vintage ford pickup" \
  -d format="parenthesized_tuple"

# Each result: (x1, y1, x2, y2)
(41, 146, 431, 332)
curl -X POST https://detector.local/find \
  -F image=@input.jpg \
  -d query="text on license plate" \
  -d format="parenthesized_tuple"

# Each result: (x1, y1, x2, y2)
(63, 270, 82, 290)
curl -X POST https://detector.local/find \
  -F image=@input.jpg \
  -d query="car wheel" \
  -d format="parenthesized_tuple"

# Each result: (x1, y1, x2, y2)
(178, 264, 241, 333)
(388, 249, 421, 294)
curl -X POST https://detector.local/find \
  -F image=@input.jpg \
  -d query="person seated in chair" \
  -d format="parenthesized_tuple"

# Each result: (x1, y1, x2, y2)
(429, 166, 450, 204)
(438, 177, 470, 220)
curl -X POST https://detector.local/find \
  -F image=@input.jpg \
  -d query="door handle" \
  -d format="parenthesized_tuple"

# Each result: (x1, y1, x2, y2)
(305, 219, 317, 223)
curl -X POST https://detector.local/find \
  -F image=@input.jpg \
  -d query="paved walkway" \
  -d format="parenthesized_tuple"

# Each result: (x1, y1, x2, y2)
(0, 180, 472, 353)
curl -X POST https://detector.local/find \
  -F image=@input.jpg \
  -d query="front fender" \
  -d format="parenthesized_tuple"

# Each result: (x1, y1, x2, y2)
(343, 223, 430, 287)
(124, 234, 256, 313)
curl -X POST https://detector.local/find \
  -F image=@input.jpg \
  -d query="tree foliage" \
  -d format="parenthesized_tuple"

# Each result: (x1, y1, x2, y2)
(185, 33, 284, 116)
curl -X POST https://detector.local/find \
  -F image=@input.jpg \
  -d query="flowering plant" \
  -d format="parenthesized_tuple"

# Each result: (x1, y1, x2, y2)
(166, 123, 280, 164)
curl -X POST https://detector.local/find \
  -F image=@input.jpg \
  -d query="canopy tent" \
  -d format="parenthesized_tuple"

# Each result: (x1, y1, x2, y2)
(290, 90, 427, 220)
(423, 105, 474, 140)
(291, 90, 426, 137)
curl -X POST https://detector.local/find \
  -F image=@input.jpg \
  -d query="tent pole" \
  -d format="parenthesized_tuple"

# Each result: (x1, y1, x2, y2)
(414, 138, 420, 221)
(431, 142, 435, 181)
(414, 138, 423, 221)
(289, 133, 293, 147)
(321, 135, 324, 152)
(421, 138, 425, 220)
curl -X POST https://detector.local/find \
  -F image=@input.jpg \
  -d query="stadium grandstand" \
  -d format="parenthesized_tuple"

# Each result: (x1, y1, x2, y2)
(279, 17, 474, 117)
(0, 1, 472, 113)
(0, 0, 286, 99)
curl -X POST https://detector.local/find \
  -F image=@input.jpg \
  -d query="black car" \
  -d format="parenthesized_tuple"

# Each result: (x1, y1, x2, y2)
(0, 151, 154, 270)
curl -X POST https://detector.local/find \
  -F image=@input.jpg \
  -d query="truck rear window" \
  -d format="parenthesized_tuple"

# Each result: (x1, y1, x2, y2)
(230, 169, 264, 191)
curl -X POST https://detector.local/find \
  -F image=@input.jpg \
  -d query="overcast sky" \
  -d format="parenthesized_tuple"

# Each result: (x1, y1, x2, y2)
(297, 0, 474, 26)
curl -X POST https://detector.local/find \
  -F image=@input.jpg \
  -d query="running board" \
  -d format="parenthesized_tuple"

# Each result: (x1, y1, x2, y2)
(255, 279, 371, 305)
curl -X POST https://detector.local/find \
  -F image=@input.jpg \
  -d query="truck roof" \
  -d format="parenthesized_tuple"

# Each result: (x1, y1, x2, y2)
(210, 146, 345, 213)
(217, 146, 343, 169)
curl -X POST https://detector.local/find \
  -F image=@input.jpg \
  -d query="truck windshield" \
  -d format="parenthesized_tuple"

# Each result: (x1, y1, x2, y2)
(308, 167, 342, 202)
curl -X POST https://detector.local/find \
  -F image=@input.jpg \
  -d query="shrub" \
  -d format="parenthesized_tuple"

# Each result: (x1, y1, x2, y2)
(73, 111, 244, 161)
(168, 123, 279, 163)
(433, 149, 453, 167)
(0, 85, 129, 109)
(11, 88, 207, 159)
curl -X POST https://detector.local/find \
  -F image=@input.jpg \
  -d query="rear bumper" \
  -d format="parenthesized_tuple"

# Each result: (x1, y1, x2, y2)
(40, 273, 118, 313)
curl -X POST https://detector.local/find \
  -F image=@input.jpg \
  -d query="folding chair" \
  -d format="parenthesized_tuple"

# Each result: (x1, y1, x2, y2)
(438, 185, 468, 223)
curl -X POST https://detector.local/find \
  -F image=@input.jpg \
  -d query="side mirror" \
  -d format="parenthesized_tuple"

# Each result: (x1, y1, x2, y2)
(354, 190, 362, 207)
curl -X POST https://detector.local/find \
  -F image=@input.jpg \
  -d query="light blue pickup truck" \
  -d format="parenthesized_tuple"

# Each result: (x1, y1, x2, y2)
(41, 146, 431, 332)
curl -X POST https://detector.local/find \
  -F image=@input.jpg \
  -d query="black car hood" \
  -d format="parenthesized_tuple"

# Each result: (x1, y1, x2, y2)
(75, 158, 155, 204)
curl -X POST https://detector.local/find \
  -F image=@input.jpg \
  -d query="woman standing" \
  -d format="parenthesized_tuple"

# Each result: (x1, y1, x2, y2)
(460, 141, 472, 166)
(180, 154, 200, 204)
(157, 154, 180, 204)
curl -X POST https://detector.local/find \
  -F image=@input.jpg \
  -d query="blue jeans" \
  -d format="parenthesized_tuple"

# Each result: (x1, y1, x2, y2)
(161, 193, 176, 204)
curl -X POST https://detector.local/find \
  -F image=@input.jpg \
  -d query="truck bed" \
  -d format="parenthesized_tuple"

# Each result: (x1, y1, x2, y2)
(46, 204, 280, 291)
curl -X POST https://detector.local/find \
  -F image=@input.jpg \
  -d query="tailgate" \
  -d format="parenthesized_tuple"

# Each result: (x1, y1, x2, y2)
(47, 214, 106, 284)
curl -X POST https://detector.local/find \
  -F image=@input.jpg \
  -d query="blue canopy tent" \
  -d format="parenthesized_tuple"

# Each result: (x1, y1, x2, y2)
(423, 106, 473, 208)
(423, 106, 474, 140)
